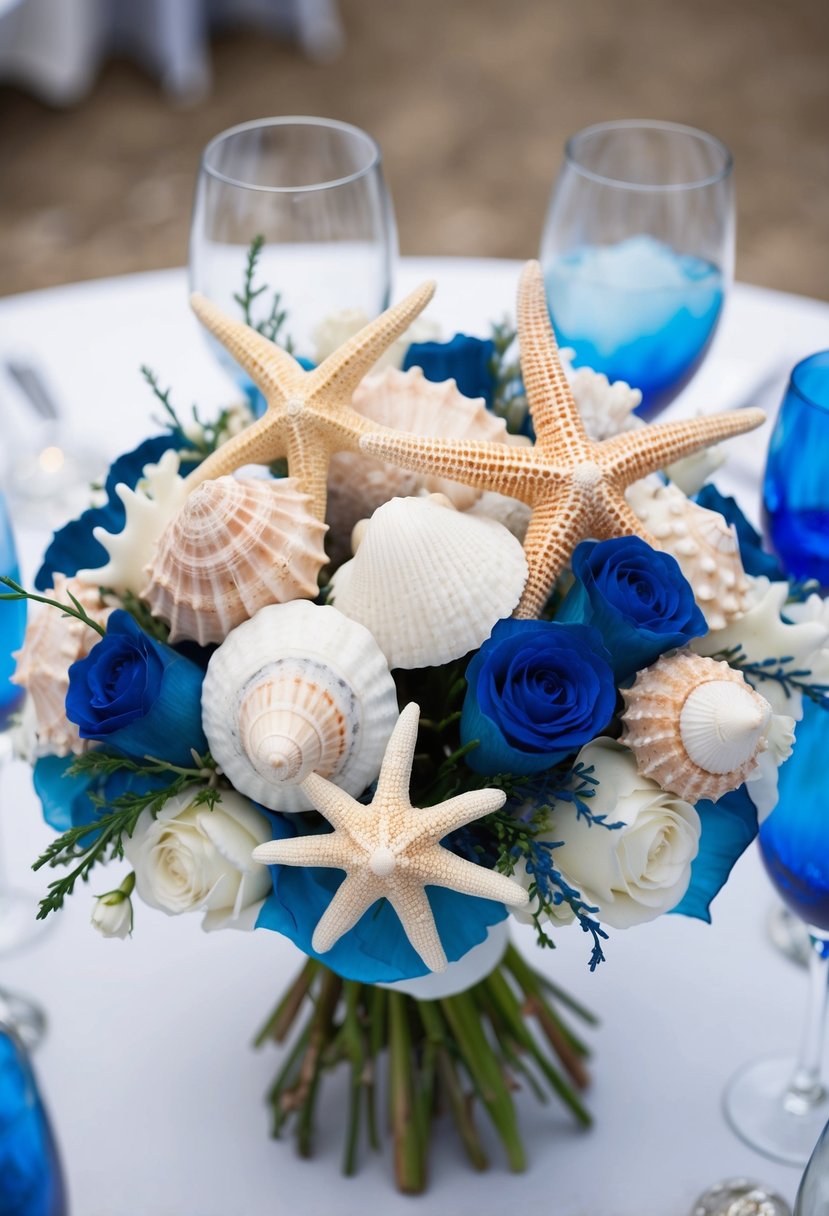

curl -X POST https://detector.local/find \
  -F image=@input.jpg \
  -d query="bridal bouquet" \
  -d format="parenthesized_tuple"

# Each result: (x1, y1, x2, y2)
(4, 250, 826, 1192)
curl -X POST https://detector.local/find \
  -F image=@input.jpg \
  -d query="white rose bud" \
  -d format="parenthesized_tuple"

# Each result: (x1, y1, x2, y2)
(124, 786, 272, 931)
(550, 737, 701, 929)
(91, 873, 135, 939)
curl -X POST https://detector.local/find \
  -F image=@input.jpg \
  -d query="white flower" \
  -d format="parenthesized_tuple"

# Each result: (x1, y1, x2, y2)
(91, 875, 135, 939)
(550, 738, 701, 929)
(311, 308, 441, 370)
(124, 786, 273, 931)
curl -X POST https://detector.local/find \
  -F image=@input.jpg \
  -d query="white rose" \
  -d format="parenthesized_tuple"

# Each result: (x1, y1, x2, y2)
(124, 786, 272, 931)
(91, 886, 134, 939)
(551, 738, 701, 929)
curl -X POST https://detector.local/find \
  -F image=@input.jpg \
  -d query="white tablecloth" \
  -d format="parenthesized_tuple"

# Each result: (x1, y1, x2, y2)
(0, 259, 828, 1216)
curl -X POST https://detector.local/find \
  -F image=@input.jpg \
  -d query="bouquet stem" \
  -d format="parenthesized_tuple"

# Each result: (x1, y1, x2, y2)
(255, 944, 595, 1193)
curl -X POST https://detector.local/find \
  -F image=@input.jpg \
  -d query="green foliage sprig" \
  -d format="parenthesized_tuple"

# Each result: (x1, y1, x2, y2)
(0, 576, 106, 637)
(140, 365, 243, 459)
(488, 320, 528, 434)
(234, 234, 293, 349)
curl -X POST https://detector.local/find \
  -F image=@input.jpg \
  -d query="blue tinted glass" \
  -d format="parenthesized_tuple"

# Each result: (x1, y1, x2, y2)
(0, 496, 26, 726)
(0, 1030, 66, 1216)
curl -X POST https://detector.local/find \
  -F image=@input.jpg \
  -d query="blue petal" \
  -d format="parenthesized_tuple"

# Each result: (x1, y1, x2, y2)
(254, 813, 507, 983)
(671, 786, 758, 923)
(33, 754, 168, 834)
(403, 334, 497, 408)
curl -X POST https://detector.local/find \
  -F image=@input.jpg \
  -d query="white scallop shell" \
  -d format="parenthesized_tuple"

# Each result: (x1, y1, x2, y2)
(201, 601, 398, 812)
(620, 650, 774, 803)
(330, 495, 528, 669)
(142, 476, 328, 646)
(12, 575, 112, 757)
(625, 478, 749, 629)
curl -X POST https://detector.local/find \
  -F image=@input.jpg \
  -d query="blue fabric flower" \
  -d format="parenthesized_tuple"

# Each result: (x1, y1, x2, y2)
(403, 334, 497, 407)
(460, 618, 616, 776)
(695, 484, 786, 581)
(33, 754, 168, 834)
(35, 435, 200, 591)
(556, 537, 708, 682)
(671, 785, 758, 922)
(255, 812, 506, 983)
(66, 611, 206, 767)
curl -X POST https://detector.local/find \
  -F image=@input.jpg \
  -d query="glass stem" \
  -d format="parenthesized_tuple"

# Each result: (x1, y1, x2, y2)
(785, 931, 829, 1115)
(0, 731, 9, 893)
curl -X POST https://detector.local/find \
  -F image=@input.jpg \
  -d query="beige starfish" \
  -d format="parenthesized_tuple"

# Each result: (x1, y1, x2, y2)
(185, 282, 435, 519)
(361, 261, 765, 618)
(251, 702, 529, 972)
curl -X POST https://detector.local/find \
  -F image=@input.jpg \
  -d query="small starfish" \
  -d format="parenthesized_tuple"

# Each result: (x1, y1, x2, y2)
(252, 702, 529, 972)
(186, 281, 435, 519)
(361, 261, 765, 618)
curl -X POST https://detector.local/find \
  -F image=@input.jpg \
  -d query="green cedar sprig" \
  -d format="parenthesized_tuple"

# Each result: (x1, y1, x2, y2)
(233, 234, 293, 349)
(0, 576, 106, 637)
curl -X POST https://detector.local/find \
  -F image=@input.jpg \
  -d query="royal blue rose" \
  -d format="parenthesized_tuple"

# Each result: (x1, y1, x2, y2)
(556, 537, 708, 682)
(66, 610, 206, 767)
(460, 618, 616, 775)
(695, 484, 785, 581)
(403, 334, 497, 407)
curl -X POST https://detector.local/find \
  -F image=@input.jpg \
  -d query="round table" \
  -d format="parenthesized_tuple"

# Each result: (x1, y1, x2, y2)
(1, 259, 828, 1216)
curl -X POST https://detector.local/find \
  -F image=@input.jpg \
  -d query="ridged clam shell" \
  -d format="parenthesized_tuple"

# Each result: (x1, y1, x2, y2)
(201, 601, 398, 812)
(12, 575, 112, 757)
(626, 479, 749, 630)
(142, 476, 328, 646)
(326, 366, 509, 567)
(330, 495, 528, 669)
(621, 651, 773, 802)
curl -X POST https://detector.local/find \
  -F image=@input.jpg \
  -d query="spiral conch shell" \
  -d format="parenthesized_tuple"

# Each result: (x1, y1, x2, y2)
(330, 495, 528, 669)
(142, 477, 328, 646)
(201, 601, 398, 812)
(12, 575, 112, 757)
(625, 479, 749, 630)
(621, 651, 774, 803)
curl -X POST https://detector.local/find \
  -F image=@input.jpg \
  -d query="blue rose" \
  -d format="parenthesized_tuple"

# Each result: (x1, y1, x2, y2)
(36, 435, 200, 591)
(255, 812, 506, 983)
(66, 611, 206, 767)
(460, 618, 616, 776)
(556, 537, 708, 682)
(403, 334, 497, 407)
(695, 484, 785, 581)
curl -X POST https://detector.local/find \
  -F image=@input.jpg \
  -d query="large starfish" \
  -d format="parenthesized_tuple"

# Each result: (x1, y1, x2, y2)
(186, 281, 435, 519)
(252, 702, 529, 972)
(361, 261, 765, 618)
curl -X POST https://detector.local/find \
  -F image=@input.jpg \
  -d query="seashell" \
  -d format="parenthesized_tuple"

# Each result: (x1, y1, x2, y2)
(325, 366, 509, 566)
(201, 600, 398, 812)
(625, 478, 750, 629)
(330, 494, 528, 669)
(12, 575, 112, 757)
(568, 363, 642, 441)
(141, 476, 328, 646)
(466, 490, 532, 543)
(312, 308, 441, 369)
(621, 651, 774, 803)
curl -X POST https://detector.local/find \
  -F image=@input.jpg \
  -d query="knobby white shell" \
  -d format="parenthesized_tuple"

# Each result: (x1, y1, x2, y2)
(12, 575, 112, 757)
(142, 476, 328, 646)
(330, 494, 528, 669)
(201, 601, 398, 812)
(625, 478, 749, 630)
(621, 650, 774, 803)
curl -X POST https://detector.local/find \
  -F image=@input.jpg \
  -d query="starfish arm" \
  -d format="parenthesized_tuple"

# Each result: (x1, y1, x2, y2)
(251, 832, 354, 870)
(517, 261, 586, 455)
(184, 412, 287, 489)
(373, 702, 420, 806)
(601, 408, 766, 482)
(400, 789, 507, 849)
(307, 281, 436, 404)
(300, 772, 370, 836)
(414, 846, 530, 908)
(190, 293, 304, 398)
(284, 425, 336, 521)
(311, 871, 382, 953)
(360, 429, 539, 502)
(388, 878, 448, 972)
(514, 492, 586, 618)
(593, 485, 658, 542)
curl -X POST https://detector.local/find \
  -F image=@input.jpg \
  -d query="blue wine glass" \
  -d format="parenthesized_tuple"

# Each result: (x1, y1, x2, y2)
(540, 120, 734, 419)
(0, 1024, 66, 1216)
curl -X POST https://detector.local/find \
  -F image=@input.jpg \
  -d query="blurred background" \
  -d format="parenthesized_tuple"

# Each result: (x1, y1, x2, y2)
(0, 0, 827, 300)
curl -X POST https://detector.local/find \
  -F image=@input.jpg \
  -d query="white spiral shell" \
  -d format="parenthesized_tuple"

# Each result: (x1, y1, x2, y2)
(621, 651, 773, 803)
(330, 494, 528, 669)
(142, 476, 328, 646)
(201, 601, 398, 812)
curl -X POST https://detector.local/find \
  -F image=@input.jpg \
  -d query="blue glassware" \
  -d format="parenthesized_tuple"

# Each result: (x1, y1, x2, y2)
(540, 120, 734, 419)
(763, 351, 829, 587)
(0, 1026, 66, 1216)
(0, 495, 26, 730)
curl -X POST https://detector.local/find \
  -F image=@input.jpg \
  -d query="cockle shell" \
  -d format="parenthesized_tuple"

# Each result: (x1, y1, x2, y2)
(201, 601, 398, 812)
(625, 478, 750, 629)
(330, 494, 528, 669)
(325, 365, 509, 566)
(141, 476, 328, 646)
(12, 575, 112, 757)
(621, 651, 774, 803)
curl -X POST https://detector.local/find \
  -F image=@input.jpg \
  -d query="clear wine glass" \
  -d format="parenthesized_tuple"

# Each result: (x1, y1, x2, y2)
(540, 119, 734, 419)
(794, 1115, 829, 1214)
(188, 115, 398, 387)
